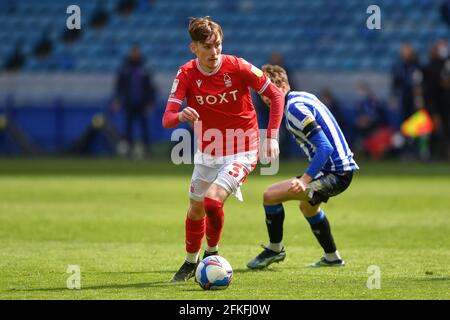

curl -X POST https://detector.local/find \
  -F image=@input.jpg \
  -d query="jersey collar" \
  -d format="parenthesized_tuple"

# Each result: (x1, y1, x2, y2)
(285, 90, 294, 108)
(195, 55, 223, 76)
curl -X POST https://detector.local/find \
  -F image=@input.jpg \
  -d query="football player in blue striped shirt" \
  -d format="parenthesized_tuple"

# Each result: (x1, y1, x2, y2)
(247, 65, 359, 269)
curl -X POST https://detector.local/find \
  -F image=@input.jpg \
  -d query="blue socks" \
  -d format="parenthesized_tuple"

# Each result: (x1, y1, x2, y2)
(305, 209, 337, 254)
(264, 204, 285, 244)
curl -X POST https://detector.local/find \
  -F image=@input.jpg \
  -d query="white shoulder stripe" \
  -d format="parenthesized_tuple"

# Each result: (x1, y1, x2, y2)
(286, 111, 306, 131)
(258, 78, 271, 94)
(288, 102, 315, 119)
(168, 98, 183, 105)
(288, 96, 321, 109)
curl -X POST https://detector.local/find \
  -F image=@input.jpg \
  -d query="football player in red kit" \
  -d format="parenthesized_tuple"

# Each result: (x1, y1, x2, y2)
(162, 16, 284, 282)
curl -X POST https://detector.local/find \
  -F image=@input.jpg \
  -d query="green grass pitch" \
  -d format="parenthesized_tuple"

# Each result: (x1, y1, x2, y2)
(0, 159, 449, 300)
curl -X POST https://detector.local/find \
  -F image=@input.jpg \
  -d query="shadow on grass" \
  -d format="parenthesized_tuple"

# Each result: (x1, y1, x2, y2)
(413, 276, 450, 282)
(15, 281, 187, 292)
(233, 268, 278, 274)
(86, 270, 176, 275)
(11, 268, 295, 293)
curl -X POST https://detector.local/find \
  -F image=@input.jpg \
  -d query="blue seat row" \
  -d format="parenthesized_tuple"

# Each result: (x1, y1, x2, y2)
(0, 0, 446, 73)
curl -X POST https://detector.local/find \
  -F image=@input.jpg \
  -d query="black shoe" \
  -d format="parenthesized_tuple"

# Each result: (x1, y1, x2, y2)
(171, 261, 198, 283)
(247, 245, 286, 269)
(202, 250, 218, 260)
(310, 257, 346, 267)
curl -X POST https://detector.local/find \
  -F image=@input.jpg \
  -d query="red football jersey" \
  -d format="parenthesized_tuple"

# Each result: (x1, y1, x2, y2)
(167, 54, 271, 156)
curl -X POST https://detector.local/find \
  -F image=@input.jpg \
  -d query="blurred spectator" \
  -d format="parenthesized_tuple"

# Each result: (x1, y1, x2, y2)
(391, 43, 423, 121)
(4, 44, 25, 72)
(61, 28, 81, 44)
(34, 33, 52, 59)
(391, 43, 427, 159)
(440, 0, 450, 26)
(319, 88, 348, 135)
(90, 3, 109, 29)
(353, 82, 392, 158)
(423, 40, 450, 159)
(112, 46, 157, 157)
(118, 0, 136, 15)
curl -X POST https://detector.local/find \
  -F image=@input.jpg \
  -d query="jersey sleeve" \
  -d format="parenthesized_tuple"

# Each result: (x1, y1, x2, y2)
(286, 104, 322, 139)
(168, 68, 189, 105)
(305, 130, 333, 177)
(162, 68, 189, 128)
(237, 58, 271, 94)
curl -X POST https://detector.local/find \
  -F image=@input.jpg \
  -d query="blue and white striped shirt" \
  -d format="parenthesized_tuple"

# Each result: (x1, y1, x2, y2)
(285, 91, 359, 174)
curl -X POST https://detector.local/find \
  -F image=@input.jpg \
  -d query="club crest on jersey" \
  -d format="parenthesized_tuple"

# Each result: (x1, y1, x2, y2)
(223, 73, 232, 87)
(196, 79, 202, 88)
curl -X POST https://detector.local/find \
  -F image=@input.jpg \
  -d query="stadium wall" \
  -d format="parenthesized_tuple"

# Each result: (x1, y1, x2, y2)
(0, 71, 391, 155)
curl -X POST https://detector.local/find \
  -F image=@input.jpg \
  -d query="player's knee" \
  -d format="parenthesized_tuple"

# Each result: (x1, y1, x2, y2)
(263, 189, 278, 205)
(204, 197, 224, 229)
(205, 183, 229, 203)
(299, 202, 319, 217)
(188, 201, 205, 220)
(204, 197, 224, 215)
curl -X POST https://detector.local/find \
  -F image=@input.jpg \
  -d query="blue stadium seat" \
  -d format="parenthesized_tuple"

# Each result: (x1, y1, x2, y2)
(0, 0, 446, 73)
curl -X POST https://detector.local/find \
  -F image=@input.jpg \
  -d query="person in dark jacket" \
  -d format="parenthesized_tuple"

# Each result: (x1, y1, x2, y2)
(391, 43, 423, 121)
(423, 40, 450, 159)
(113, 46, 157, 156)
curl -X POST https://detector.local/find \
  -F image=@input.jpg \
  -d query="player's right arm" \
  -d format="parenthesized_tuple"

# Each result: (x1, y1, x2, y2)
(162, 69, 199, 128)
(237, 58, 284, 159)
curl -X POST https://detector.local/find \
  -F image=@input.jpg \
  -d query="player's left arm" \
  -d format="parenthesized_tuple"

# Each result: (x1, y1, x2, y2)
(238, 58, 284, 158)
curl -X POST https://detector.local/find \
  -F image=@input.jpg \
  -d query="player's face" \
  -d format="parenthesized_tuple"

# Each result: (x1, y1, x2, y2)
(261, 82, 289, 107)
(191, 33, 222, 73)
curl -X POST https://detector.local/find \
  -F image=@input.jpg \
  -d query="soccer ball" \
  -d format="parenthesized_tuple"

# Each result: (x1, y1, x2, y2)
(195, 255, 233, 290)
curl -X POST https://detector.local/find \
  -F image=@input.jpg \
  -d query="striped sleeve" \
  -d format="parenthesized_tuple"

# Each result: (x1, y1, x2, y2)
(287, 103, 322, 138)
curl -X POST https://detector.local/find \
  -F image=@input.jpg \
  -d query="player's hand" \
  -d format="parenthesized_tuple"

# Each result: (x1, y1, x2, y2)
(263, 138, 279, 160)
(288, 177, 307, 193)
(178, 107, 200, 123)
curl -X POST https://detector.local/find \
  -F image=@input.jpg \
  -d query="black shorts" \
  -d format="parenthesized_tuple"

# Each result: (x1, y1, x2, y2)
(297, 171, 354, 206)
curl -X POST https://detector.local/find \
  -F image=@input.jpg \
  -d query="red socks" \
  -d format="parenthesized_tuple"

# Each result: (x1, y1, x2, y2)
(204, 197, 225, 248)
(185, 216, 205, 254)
(185, 198, 225, 255)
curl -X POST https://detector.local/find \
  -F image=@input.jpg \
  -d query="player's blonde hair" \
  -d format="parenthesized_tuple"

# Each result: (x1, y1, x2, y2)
(188, 16, 223, 43)
(261, 64, 289, 88)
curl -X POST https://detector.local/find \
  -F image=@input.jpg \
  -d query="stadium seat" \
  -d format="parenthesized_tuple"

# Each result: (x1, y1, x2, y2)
(0, 1, 446, 74)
